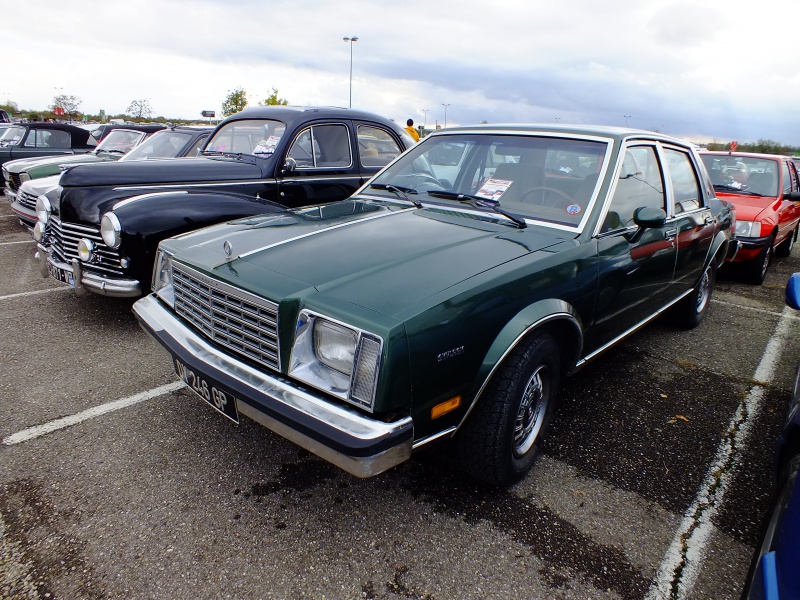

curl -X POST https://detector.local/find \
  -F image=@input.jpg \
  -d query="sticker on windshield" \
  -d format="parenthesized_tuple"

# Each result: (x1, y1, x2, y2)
(565, 204, 582, 215)
(253, 135, 281, 155)
(476, 178, 513, 202)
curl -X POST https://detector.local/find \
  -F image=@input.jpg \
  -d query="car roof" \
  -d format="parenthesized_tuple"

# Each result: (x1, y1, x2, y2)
(14, 121, 95, 144)
(222, 105, 403, 130)
(431, 123, 696, 147)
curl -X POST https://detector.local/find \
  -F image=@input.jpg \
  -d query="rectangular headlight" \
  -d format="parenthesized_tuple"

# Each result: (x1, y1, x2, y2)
(735, 220, 761, 238)
(151, 249, 175, 308)
(290, 311, 383, 411)
(314, 319, 358, 375)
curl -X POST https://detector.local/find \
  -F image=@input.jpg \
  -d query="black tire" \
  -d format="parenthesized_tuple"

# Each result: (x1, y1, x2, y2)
(742, 243, 772, 285)
(457, 332, 561, 486)
(775, 227, 797, 258)
(672, 261, 716, 329)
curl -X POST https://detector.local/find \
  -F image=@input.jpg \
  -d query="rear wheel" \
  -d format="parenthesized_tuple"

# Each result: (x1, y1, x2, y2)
(672, 261, 716, 329)
(775, 227, 797, 258)
(457, 332, 560, 486)
(742, 243, 772, 285)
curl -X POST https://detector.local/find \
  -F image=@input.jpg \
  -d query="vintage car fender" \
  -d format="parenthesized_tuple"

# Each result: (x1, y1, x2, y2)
(459, 298, 584, 429)
(111, 189, 285, 285)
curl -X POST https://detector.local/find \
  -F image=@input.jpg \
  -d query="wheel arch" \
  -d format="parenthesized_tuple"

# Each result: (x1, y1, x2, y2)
(455, 298, 583, 433)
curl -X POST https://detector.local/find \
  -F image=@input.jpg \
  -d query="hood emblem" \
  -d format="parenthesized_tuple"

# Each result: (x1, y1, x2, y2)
(223, 240, 233, 258)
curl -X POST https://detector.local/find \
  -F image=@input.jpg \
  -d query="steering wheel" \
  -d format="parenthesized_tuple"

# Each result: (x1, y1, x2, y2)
(520, 186, 574, 207)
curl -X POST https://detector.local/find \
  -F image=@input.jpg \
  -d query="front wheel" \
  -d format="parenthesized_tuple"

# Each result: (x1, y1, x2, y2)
(457, 332, 561, 486)
(742, 243, 772, 285)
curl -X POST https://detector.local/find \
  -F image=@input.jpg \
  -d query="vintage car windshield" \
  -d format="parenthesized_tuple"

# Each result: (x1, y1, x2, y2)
(700, 154, 780, 197)
(121, 130, 196, 161)
(0, 126, 25, 146)
(203, 119, 286, 157)
(369, 133, 609, 228)
(95, 129, 146, 155)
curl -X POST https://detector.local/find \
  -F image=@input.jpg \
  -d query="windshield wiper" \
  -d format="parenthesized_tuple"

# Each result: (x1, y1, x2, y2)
(200, 150, 257, 165)
(427, 191, 527, 229)
(713, 184, 759, 195)
(368, 183, 422, 208)
(99, 149, 127, 155)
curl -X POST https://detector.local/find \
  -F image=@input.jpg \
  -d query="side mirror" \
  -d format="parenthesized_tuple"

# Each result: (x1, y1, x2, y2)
(784, 190, 800, 202)
(786, 273, 800, 310)
(633, 206, 667, 229)
(282, 157, 297, 174)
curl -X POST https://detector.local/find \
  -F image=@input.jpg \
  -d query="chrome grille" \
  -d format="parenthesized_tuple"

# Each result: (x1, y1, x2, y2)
(48, 216, 124, 276)
(7, 172, 21, 193)
(18, 189, 38, 211)
(173, 262, 280, 371)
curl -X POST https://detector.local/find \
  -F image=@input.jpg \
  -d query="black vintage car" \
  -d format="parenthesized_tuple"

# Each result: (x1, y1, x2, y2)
(0, 122, 97, 184)
(33, 106, 413, 297)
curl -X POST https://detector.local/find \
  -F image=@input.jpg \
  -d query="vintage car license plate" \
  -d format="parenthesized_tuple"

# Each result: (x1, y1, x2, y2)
(173, 356, 239, 424)
(47, 261, 74, 286)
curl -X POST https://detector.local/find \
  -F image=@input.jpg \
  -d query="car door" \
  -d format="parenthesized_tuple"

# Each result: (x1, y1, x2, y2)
(590, 143, 677, 348)
(778, 159, 800, 243)
(662, 145, 714, 295)
(275, 121, 363, 208)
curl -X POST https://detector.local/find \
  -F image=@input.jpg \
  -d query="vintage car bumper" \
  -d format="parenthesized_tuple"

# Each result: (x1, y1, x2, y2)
(9, 199, 36, 228)
(132, 294, 414, 478)
(35, 243, 142, 297)
(4, 188, 16, 203)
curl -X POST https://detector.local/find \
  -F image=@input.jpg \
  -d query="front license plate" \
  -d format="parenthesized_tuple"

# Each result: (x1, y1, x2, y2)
(173, 356, 239, 424)
(47, 261, 74, 286)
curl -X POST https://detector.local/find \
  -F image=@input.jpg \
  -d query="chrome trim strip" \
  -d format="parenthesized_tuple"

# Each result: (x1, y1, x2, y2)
(36, 247, 141, 297)
(412, 427, 457, 450)
(112, 175, 362, 193)
(133, 294, 414, 478)
(236, 207, 403, 260)
(574, 289, 692, 368)
(113, 190, 188, 211)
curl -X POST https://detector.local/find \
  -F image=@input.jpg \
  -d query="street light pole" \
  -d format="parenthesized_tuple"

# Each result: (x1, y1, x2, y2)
(623, 115, 631, 126)
(442, 103, 450, 128)
(343, 36, 359, 108)
(422, 109, 428, 128)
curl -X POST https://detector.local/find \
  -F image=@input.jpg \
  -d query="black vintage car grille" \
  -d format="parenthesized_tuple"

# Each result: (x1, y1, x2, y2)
(18, 189, 38, 211)
(49, 216, 124, 276)
(172, 263, 280, 372)
(6, 172, 21, 193)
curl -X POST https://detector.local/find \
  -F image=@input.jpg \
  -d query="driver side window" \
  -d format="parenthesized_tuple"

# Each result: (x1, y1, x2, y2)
(603, 146, 665, 232)
(287, 124, 352, 169)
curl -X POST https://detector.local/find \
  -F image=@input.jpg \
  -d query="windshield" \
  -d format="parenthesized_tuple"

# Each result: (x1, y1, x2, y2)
(204, 119, 285, 157)
(121, 130, 197, 161)
(369, 133, 609, 227)
(700, 154, 780, 197)
(95, 129, 146, 155)
(0, 126, 25, 147)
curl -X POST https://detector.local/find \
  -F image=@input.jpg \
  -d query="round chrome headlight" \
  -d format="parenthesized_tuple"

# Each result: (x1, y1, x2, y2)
(36, 195, 52, 224)
(33, 221, 45, 242)
(77, 238, 94, 262)
(100, 212, 121, 249)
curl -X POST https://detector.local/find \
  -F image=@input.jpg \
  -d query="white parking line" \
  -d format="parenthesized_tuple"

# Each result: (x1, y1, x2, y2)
(712, 298, 800, 320)
(0, 287, 72, 301)
(0, 240, 35, 246)
(2, 381, 186, 446)
(647, 304, 796, 599)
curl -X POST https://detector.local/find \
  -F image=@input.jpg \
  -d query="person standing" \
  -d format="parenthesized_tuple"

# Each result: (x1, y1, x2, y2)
(405, 118, 420, 142)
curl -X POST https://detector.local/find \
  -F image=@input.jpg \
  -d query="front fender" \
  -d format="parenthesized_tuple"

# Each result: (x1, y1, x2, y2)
(459, 298, 584, 429)
(113, 190, 285, 284)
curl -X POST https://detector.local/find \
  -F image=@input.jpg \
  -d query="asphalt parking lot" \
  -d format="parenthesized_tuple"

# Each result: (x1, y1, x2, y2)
(2, 198, 800, 600)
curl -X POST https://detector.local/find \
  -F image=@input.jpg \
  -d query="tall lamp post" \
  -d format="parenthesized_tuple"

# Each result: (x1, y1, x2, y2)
(442, 103, 450, 128)
(623, 115, 631, 126)
(343, 36, 358, 108)
(422, 109, 428, 128)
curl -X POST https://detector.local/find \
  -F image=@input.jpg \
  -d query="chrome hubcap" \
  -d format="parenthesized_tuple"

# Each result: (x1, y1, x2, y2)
(514, 365, 549, 457)
(695, 267, 711, 314)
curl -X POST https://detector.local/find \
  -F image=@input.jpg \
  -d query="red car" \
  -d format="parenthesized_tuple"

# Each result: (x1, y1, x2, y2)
(700, 151, 800, 284)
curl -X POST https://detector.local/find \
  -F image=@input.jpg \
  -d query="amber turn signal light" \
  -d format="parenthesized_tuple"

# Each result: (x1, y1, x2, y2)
(431, 396, 461, 419)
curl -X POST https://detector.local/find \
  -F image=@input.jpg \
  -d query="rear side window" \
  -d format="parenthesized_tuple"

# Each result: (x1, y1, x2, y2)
(357, 125, 402, 167)
(288, 124, 352, 169)
(664, 148, 702, 213)
(783, 161, 793, 195)
(24, 129, 71, 148)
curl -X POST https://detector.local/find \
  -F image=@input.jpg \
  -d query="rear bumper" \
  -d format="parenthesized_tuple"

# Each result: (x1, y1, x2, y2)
(132, 294, 414, 478)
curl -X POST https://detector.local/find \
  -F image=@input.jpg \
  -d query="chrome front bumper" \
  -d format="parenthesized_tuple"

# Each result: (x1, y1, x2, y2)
(132, 294, 414, 478)
(36, 243, 142, 297)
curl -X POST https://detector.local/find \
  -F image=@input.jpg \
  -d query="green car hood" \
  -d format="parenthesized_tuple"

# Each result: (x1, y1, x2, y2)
(168, 200, 569, 317)
(6, 152, 105, 176)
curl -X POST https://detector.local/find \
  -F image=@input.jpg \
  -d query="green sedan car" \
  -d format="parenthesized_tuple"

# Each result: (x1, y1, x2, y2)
(134, 124, 734, 486)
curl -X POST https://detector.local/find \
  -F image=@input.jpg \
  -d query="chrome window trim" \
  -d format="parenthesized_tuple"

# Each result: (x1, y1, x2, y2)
(286, 122, 354, 171)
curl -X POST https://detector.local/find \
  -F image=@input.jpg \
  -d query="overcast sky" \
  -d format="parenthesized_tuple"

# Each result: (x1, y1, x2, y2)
(4, 0, 799, 145)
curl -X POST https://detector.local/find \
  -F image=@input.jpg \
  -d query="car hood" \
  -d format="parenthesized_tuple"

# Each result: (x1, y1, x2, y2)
(59, 155, 266, 188)
(716, 191, 780, 221)
(22, 174, 60, 196)
(167, 200, 569, 317)
(6, 153, 106, 174)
